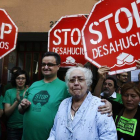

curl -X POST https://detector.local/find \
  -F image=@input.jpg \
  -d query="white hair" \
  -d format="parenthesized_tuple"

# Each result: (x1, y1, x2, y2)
(65, 66, 93, 89)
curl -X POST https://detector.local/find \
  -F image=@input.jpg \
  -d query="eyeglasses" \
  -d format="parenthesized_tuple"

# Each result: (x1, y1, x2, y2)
(16, 77, 26, 80)
(121, 75, 128, 78)
(69, 77, 86, 83)
(41, 63, 58, 67)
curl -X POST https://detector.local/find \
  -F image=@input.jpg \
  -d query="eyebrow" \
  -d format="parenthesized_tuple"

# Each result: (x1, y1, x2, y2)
(70, 76, 84, 78)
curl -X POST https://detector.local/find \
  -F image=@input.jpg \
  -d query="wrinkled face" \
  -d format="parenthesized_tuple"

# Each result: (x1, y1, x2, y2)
(16, 74, 26, 89)
(122, 89, 140, 111)
(41, 56, 59, 78)
(103, 79, 115, 97)
(118, 72, 128, 83)
(68, 69, 87, 101)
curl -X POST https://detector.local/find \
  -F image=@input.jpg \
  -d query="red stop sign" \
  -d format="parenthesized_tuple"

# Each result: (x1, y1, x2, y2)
(0, 9, 18, 59)
(82, 0, 140, 75)
(48, 15, 87, 67)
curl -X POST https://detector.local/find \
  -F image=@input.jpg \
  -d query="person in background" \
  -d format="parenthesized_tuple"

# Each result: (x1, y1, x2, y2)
(3, 70, 29, 140)
(47, 66, 117, 140)
(0, 94, 3, 139)
(110, 82, 140, 140)
(4, 66, 21, 93)
(116, 72, 128, 94)
(94, 66, 122, 104)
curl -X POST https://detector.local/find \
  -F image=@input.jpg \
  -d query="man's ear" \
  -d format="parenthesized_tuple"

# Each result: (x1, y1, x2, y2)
(57, 64, 60, 70)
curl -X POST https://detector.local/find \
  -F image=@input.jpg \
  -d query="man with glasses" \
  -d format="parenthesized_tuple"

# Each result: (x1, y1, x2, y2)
(18, 52, 70, 140)
(94, 66, 122, 104)
(116, 72, 128, 94)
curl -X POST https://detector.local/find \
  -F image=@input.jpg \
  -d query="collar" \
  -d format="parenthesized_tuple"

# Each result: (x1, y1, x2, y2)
(101, 91, 117, 98)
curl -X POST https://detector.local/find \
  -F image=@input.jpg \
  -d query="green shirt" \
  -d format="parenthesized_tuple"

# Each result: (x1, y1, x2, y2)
(3, 88, 24, 128)
(22, 78, 70, 140)
(109, 92, 123, 104)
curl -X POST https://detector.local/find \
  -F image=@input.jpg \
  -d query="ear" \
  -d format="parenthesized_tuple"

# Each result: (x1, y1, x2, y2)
(57, 64, 60, 71)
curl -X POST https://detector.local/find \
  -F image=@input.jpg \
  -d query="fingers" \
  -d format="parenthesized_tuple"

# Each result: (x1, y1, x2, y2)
(98, 105, 111, 112)
(136, 59, 140, 69)
(98, 99, 112, 116)
(108, 112, 113, 117)
(98, 66, 110, 72)
(16, 90, 21, 102)
(98, 66, 110, 79)
(20, 99, 31, 109)
(100, 99, 107, 103)
(98, 106, 112, 117)
(76, 63, 84, 67)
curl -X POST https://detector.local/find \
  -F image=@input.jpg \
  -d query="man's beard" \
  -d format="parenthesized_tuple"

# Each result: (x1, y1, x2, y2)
(103, 89, 111, 98)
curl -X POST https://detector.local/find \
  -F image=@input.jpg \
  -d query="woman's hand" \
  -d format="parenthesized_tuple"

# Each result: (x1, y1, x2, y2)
(136, 59, 140, 69)
(16, 89, 21, 102)
(98, 99, 112, 117)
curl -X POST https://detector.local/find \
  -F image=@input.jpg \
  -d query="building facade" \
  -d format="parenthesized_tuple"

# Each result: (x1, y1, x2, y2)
(0, 0, 98, 87)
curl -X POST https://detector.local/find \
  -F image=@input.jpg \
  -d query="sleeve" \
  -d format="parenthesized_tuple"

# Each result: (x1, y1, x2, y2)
(3, 90, 11, 104)
(96, 111, 118, 140)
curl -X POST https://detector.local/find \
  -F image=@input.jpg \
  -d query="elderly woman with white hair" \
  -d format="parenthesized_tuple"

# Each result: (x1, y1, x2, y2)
(48, 66, 117, 140)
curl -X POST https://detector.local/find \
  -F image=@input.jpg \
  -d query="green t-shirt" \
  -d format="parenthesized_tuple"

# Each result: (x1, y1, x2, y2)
(109, 92, 123, 104)
(22, 78, 70, 140)
(3, 88, 24, 128)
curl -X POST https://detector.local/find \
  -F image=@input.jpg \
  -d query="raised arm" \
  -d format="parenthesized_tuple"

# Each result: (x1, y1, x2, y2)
(93, 66, 110, 98)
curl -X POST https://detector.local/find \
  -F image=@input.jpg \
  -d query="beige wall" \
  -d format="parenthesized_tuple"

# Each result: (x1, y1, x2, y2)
(0, 0, 98, 32)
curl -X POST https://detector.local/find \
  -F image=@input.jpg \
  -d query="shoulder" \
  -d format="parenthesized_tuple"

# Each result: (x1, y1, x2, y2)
(59, 97, 71, 108)
(29, 80, 44, 87)
(54, 78, 66, 86)
(59, 97, 71, 106)
(91, 95, 105, 106)
(5, 88, 16, 94)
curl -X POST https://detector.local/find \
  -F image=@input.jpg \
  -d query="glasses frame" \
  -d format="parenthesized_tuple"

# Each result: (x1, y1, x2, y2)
(68, 77, 86, 83)
(41, 63, 58, 67)
(16, 77, 26, 80)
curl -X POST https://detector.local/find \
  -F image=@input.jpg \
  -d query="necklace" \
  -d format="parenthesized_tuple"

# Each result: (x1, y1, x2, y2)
(71, 105, 79, 113)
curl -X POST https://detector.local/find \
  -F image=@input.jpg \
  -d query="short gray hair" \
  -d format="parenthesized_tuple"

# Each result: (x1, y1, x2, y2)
(65, 67, 93, 89)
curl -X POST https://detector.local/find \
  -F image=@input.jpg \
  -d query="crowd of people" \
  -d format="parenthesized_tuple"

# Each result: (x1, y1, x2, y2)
(0, 51, 140, 140)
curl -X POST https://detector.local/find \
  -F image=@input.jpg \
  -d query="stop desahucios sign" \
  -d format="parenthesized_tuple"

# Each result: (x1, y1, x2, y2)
(82, 0, 140, 74)
(48, 15, 87, 67)
(0, 9, 18, 59)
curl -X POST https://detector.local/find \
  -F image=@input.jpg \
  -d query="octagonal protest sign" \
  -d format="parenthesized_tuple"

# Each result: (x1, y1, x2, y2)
(82, 0, 140, 74)
(0, 9, 18, 59)
(48, 15, 87, 67)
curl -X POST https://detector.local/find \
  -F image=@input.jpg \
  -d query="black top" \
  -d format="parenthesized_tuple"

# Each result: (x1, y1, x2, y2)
(110, 100, 140, 140)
